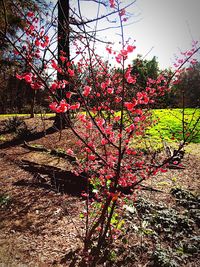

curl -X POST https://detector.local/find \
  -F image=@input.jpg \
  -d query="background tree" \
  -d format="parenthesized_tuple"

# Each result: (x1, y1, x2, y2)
(0, 0, 48, 115)
(131, 55, 159, 88)
(173, 62, 200, 108)
(53, 0, 70, 129)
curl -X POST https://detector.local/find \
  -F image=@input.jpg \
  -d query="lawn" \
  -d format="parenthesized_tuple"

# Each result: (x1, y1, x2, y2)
(148, 108, 200, 143)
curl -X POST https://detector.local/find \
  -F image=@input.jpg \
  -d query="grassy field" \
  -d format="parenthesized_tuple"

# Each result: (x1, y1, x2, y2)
(146, 108, 200, 144)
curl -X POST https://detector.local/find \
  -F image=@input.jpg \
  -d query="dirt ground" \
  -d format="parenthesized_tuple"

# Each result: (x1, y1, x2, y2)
(0, 116, 199, 266)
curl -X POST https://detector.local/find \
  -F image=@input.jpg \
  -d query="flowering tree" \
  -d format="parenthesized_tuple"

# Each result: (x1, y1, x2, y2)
(0, 0, 200, 265)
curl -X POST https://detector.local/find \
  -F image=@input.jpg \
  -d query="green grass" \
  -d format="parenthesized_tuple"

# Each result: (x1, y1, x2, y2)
(0, 113, 55, 119)
(147, 108, 200, 144)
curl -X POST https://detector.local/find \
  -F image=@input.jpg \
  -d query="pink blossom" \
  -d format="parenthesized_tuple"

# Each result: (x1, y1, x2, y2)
(124, 102, 136, 111)
(57, 100, 70, 113)
(88, 155, 96, 161)
(127, 45, 136, 53)
(35, 39, 40, 47)
(60, 56, 67, 62)
(66, 92, 72, 98)
(29, 25, 35, 31)
(114, 116, 120, 122)
(41, 36, 49, 47)
(109, 0, 115, 8)
(78, 114, 87, 123)
(101, 138, 108, 145)
(27, 11, 34, 17)
(101, 82, 107, 90)
(13, 50, 19, 55)
(68, 68, 75, 77)
(96, 118, 105, 127)
(119, 8, 126, 16)
(51, 60, 58, 70)
(106, 47, 112, 54)
(107, 87, 114, 94)
(134, 117, 140, 122)
(31, 82, 43, 90)
(66, 149, 74, 155)
(115, 54, 123, 63)
(50, 82, 59, 91)
(70, 103, 80, 110)
(16, 73, 23, 80)
(126, 75, 136, 84)
(120, 49, 128, 56)
(24, 74, 32, 83)
(83, 86, 91, 97)
(114, 96, 122, 103)
(49, 102, 58, 112)
(137, 92, 143, 100)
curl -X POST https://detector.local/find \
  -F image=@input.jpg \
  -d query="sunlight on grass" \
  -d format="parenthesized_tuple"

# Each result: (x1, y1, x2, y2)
(147, 108, 200, 144)
(0, 113, 55, 119)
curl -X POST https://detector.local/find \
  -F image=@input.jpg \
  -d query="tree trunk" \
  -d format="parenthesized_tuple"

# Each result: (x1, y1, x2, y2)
(30, 89, 36, 118)
(53, 0, 70, 130)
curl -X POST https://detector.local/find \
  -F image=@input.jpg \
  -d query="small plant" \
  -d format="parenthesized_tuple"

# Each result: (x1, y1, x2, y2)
(3, 116, 36, 139)
(151, 247, 179, 267)
(16, 124, 35, 139)
(171, 187, 200, 209)
(3, 116, 25, 133)
(0, 194, 11, 208)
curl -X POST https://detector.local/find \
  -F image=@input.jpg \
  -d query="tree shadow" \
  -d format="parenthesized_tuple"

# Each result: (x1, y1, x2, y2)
(14, 159, 87, 196)
(0, 126, 58, 149)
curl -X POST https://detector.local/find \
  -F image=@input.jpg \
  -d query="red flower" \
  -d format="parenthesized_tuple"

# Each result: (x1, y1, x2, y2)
(101, 82, 107, 90)
(119, 8, 126, 16)
(57, 100, 70, 113)
(120, 49, 128, 56)
(68, 68, 75, 77)
(126, 124, 135, 133)
(115, 54, 122, 63)
(127, 45, 136, 53)
(27, 11, 34, 17)
(24, 74, 32, 83)
(50, 82, 59, 90)
(124, 102, 136, 111)
(114, 96, 122, 103)
(60, 56, 67, 62)
(13, 50, 19, 55)
(107, 87, 114, 94)
(109, 0, 115, 8)
(49, 102, 58, 112)
(66, 149, 74, 155)
(66, 92, 72, 98)
(126, 75, 136, 84)
(134, 117, 140, 123)
(101, 138, 108, 145)
(88, 155, 96, 161)
(51, 60, 58, 70)
(83, 86, 91, 97)
(106, 47, 112, 54)
(16, 73, 23, 80)
(35, 39, 40, 47)
(70, 103, 80, 110)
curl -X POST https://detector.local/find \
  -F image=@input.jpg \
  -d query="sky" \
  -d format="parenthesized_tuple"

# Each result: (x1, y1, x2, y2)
(77, 0, 200, 69)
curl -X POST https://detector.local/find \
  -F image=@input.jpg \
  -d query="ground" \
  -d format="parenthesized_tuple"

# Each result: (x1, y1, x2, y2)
(0, 115, 199, 266)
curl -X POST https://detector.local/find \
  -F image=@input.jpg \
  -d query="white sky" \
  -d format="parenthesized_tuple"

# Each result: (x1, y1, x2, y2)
(77, 0, 200, 69)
